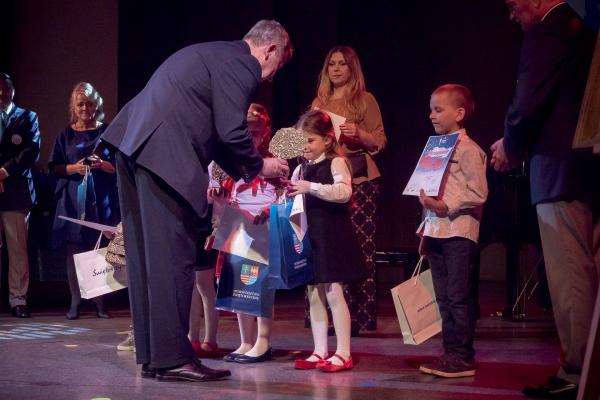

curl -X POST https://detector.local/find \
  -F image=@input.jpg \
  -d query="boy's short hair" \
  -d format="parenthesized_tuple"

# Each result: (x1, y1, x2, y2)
(432, 84, 475, 124)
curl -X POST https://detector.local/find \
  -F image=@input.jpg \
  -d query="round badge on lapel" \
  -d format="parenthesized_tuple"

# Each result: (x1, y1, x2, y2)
(11, 134, 22, 145)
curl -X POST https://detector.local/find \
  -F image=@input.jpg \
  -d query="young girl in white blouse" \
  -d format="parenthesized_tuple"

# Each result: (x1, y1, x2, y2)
(209, 103, 281, 364)
(288, 109, 366, 372)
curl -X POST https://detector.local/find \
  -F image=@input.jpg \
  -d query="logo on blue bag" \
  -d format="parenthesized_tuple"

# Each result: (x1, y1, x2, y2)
(240, 264, 259, 285)
(292, 233, 303, 254)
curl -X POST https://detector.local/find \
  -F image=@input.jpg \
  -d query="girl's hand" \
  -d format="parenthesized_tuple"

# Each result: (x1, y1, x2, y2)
(287, 180, 310, 197)
(253, 209, 270, 225)
(419, 189, 448, 215)
(208, 187, 229, 200)
(102, 230, 116, 240)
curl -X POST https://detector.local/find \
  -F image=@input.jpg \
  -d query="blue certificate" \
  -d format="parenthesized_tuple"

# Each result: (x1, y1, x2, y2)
(403, 132, 460, 196)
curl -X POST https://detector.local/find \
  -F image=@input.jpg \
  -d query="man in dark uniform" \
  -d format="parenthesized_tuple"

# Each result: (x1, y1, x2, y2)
(0, 72, 41, 319)
(491, 2, 599, 398)
(101, 20, 292, 382)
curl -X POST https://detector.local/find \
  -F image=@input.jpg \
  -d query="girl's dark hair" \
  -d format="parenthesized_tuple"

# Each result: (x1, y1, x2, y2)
(297, 110, 350, 171)
(247, 102, 272, 157)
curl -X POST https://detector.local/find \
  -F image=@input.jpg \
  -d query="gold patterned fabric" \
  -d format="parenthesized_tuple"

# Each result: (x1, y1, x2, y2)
(106, 222, 126, 266)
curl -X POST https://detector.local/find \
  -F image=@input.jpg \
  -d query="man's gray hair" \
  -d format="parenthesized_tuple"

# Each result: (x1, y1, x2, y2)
(244, 20, 293, 61)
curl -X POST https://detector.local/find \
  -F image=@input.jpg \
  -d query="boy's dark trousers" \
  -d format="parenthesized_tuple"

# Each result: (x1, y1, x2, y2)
(424, 236, 478, 361)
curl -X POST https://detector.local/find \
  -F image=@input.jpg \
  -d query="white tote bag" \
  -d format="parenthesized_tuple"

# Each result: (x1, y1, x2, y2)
(390, 256, 442, 345)
(73, 234, 128, 299)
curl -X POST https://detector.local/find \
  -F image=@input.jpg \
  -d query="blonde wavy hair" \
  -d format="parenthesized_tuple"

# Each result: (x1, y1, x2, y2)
(69, 82, 104, 124)
(314, 46, 366, 122)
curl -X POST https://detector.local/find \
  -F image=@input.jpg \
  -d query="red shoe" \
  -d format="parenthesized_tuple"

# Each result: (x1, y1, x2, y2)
(192, 341, 220, 358)
(316, 354, 353, 372)
(294, 353, 328, 370)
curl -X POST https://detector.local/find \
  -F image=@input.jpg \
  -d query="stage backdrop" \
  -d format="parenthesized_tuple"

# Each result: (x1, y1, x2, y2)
(4, 0, 525, 251)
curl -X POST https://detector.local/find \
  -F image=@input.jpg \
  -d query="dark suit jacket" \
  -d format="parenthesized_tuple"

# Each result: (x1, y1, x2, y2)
(504, 3, 598, 205)
(101, 40, 264, 217)
(0, 105, 41, 211)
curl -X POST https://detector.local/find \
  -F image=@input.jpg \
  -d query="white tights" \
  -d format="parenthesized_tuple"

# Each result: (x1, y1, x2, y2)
(306, 282, 351, 365)
(234, 312, 273, 356)
(188, 269, 220, 346)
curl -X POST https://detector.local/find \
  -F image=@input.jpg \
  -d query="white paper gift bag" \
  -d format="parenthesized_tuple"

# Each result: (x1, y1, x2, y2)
(73, 234, 128, 299)
(390, 256, 442, 345)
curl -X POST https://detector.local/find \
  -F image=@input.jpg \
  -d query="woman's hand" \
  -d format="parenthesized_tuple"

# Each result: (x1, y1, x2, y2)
(95, 159, 116, 174)
(68, 159, 89, 176)
(339, 123, 362, 145)
(287, 180, 311, 197)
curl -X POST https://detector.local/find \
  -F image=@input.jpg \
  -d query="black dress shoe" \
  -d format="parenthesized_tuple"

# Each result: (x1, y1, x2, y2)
(11, 305, 30, 318)
(234, 348, 273, 364)
(223, 352, 243, 362)
(523, 376, 577, 399)
(156, 361, 231, 382)
(141, 363, 156, 379)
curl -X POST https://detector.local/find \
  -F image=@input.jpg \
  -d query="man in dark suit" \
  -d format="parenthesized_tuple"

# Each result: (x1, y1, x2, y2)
(0, 72, 40, 319)
(101, 20, 292, 382)
(491, 1, 599, 398)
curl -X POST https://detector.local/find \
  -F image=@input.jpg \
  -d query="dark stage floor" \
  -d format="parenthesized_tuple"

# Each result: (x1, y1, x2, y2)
(0, 282, 559, 400)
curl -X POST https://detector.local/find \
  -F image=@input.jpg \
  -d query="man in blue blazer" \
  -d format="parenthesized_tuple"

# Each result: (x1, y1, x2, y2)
(0, 72, 41, 319)
(101, 20, 292, 382)
(491, 1, 599, 398)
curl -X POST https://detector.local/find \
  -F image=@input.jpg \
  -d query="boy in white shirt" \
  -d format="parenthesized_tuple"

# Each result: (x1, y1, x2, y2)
(417, 84, 488, 378)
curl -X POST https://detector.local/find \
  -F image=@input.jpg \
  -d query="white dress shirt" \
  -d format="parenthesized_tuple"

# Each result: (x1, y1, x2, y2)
(291, 153, 352, 203)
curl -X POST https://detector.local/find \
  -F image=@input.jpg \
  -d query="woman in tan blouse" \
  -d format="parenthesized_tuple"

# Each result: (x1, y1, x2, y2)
(309, 46, 386, 333)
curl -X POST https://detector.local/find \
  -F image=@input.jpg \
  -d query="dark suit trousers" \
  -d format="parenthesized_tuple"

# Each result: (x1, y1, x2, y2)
(116, 151, 201, 369)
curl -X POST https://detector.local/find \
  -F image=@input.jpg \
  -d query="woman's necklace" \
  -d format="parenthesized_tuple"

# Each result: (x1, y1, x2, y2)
(73, 120, 99, 131)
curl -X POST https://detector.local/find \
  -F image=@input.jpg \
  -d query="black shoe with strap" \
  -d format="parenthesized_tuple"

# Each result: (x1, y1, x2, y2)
(233, 348, 273, 364)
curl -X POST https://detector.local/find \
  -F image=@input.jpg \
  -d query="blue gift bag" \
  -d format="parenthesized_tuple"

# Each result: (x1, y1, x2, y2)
(76, 168, 98, 221)
(267, 201, 314, 289)
(215, 253, 275, 318)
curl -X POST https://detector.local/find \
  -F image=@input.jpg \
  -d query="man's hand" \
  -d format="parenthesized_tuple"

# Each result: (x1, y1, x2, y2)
(261, 158, 289, 179)
(490, 138, 513, 172)
(419, 189, 448, 215)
